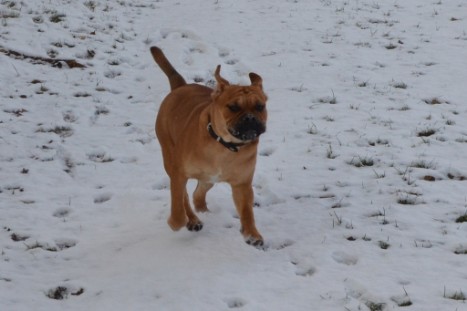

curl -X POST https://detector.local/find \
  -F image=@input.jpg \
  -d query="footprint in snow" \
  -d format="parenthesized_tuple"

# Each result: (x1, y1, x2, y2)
(53, 207, 72, 218)
(160, 29, 200, 40)
(331, 251, 358, 265)
(94, 193, 112, 204)
(224, 297, 247, 309)
(224, 58, 238, 65)
(259, 146, 275, 157)
(263, 238, 294, 251)
(55, 238, 78, 250)
(291, 259, 316, 277)
(218, 48, 230, 58)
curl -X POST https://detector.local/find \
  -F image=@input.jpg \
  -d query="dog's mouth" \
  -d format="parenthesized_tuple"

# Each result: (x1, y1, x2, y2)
(229, 114, 266, 142)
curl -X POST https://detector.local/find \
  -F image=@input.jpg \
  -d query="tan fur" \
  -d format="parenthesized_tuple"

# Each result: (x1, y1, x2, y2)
(150, 46, 268, 246)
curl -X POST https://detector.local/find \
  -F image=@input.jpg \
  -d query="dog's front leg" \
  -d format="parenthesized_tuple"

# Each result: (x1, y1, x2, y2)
(231, 183, 263, 246)
(167, 176, 189, 230)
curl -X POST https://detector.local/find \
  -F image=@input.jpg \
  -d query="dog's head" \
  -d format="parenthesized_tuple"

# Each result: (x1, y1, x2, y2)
(210, 65, 268, 143)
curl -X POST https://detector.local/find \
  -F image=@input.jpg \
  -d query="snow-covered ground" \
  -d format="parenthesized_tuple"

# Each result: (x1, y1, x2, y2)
(1, 0, 467, 310)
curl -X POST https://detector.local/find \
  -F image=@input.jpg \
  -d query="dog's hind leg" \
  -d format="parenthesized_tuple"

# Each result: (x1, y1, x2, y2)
(184, 189, 203, 232)
(193, 181, 213, 213)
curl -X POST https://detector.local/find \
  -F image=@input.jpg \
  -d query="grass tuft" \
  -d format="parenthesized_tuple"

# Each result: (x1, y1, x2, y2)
(378, 240, 390, 250)
(417, 128, 436, 137)
(366, 301, 385, 311)
(393, 81, 408, 89)
(445, 288, 466, 301)
(49, 13, 66, 23)
(409, 160, 436, 169)
(424, 97, 445, 105)
(447, 172, 466, 181)
(454, 247, 467, 255)
(348, 156, 374, 167)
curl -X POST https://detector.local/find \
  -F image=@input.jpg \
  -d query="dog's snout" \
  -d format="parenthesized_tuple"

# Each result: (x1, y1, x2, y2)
(242, 113, 257, 123)
(230, 113, 266, 141)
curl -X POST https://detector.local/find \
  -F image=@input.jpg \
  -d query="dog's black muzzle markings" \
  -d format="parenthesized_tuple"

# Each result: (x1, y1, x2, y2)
(230, 114, 266, 141)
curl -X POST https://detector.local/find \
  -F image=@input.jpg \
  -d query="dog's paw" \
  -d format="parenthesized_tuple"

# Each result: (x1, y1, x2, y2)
(245, 236, 264, 248)
(186, 220, 203, 232)
(167, 215, 188, 231)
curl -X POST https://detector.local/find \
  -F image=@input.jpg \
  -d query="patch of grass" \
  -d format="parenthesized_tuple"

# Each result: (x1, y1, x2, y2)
(392, 81, 407, 89)
(392, 293, 413, 307)
(307, 123, 318, 135)
(84, 0, 97, 11)
(73, 92, 92, 98)
(46, 286, 84, 300)
(0, 9, 20, 19)
(289, 85, 307, 92)
(94, 106, 110, 116)
(366, 301, 385, 311)
(424, 97, 446, 105)
(36, 126, 73, 138)
(348, 156, 374, 167)
(423, 175, 436, 181)
(88, 152, 114, 163)
(326, 144, 337, 159)
(25, 241, 57, 252)
(454, 247, 467, 255)
(409, 159, 436, 169)
(49, 13, 66, 23)
(317, 90, 337, 104)
(368, 138, 389, 146)
(444, 288, 466, 301)
(398, 104, 410, 111)
(417, 128, 436, 137)
(397, 195, 417, 205)
(47, 286, 68, 300)
(47, 49, 59, 58)
(447, 172, 466, 181)
(3, 108, 27, 117)
(378, 241, 390, 250)
(455, 214, 467, 223)
(373, 169, 386, 179)
(11, 233, 29, 242)
(362, 235, 372, 241)
(36, 85, 49, 94)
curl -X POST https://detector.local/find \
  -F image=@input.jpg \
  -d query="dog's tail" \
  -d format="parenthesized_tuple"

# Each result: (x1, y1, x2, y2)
(150, 46, 186, 91)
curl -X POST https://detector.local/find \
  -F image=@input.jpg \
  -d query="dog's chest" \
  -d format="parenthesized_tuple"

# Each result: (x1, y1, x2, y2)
(208, 173, 222, 184)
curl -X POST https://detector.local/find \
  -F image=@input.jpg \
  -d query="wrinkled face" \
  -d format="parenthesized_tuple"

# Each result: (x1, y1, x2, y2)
(221, 86, 267, 141)
(211, 66, 268, 143)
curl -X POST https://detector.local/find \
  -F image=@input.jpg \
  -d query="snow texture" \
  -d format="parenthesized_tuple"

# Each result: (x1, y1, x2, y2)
(1, 0, 467, 310)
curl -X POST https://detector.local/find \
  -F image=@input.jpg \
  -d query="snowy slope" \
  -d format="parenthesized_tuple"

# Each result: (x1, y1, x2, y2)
(1, 0, 467, 310)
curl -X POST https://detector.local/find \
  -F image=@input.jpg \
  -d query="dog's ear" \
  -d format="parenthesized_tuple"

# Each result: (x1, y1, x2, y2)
(249, 72, 263, 89)
(212, 65, 229, 97)
(214, 65, 229, 86)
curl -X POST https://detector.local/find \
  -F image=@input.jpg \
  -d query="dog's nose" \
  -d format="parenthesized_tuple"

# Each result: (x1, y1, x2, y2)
(242, 114, 257, 123)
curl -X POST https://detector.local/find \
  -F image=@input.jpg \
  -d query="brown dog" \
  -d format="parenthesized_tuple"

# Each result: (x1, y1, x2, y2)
(150, 46, 268, 246)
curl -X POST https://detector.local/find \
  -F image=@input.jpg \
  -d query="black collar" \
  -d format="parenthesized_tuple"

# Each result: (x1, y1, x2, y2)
(207, 123, 246, 152)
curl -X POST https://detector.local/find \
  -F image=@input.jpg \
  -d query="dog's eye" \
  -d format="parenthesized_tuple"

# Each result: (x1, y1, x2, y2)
(228, 104, 241, 112)
(255, 103, 265, 112)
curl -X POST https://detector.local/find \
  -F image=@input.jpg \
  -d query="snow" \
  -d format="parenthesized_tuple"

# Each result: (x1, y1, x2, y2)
(1, 0, 467, 310)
